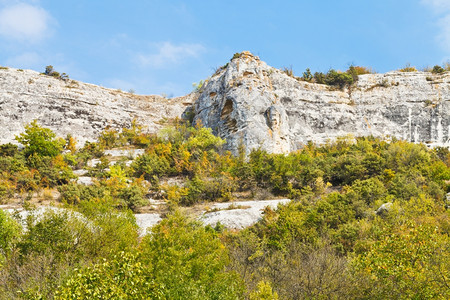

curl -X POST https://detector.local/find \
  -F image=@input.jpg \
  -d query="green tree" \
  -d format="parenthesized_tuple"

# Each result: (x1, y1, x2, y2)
(325, 69, 354, 89)
(0, 210, 21, 266)
(353, 223, 450, 299)
(250, 281, 278, 300)
(302, 68, 313, 82)
(140, 212, 244, 299)
(431, 65, 445, 74)
(55, 251, 162, 300)
(15, 120, 64, 158)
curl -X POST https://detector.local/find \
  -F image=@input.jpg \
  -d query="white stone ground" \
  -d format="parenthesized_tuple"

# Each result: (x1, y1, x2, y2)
(1, 199, 292, 234)
(134, 213, 162, 235)
(200, 199, 291, 229)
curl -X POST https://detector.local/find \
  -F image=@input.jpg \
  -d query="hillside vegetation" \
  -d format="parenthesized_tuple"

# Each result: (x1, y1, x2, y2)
(0, 120, 449, 299)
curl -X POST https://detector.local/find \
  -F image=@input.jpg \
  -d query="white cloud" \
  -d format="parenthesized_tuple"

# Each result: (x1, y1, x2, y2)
(422, 0, 450, 52)
(0, 3, 53, 43)
(421, 0, 450, 12)
(135, 42, 205, 68)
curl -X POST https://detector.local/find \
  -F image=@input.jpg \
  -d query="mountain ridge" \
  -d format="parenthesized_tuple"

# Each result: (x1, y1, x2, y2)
(0, 67, 195, 146)
(1, 52, 449, 151)
(194, 52, 450, 153)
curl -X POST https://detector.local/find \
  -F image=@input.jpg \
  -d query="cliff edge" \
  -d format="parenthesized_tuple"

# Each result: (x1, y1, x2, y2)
(193, 52, 450, 153)
(0, 67, 195, 146)
(1, 53, 449, 152)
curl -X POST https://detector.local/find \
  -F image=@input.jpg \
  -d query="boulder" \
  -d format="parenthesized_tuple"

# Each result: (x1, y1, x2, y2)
(376, 202, 393, 215)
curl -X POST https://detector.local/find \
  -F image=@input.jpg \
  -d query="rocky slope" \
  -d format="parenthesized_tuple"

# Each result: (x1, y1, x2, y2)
(193, 52, 450, 153)
(0, 67, 194, 146)
(1, 53, 449, 152)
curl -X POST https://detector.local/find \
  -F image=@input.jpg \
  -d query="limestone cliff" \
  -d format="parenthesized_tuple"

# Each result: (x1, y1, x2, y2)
(1, 53, 449, 153)
(193, 52, 450, 153)
(0, 68, 194, 146)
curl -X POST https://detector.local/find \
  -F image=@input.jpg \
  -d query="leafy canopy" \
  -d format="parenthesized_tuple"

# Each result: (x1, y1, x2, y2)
(15, 120, 64, 158)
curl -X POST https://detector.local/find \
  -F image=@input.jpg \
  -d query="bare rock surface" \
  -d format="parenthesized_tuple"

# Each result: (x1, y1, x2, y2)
(200, 199, 291, 229)
(1, 52, 449, 154)
(104, 149, 145, 158)
(134, 213, 162, 235)
(193, 52, 450, 153)
(2, 199, 291, 234)
(0, 67, 195, 146)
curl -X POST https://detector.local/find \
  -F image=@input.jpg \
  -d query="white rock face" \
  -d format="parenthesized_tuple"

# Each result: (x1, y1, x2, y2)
(193, 52, 450, 153)
(200, 199, 291, 229)
(1, 55, 449, 154)
(134, 213, 162, 235)
(0, 68, 195, 146)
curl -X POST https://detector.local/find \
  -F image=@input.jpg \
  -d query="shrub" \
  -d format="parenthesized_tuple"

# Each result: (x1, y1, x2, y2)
(231, 52, 242, 60)
(302, 68, 313, 81)
(282, 66, 294, 77)
(44, 65, 68, 80)
(192, 80, 205, 92)
(0, 205, 140, 299)
(26, 154, 75, 187)
(98, 127, 120, 149)
(0, 143, 18, 157)
(44, 65, 55, 76)
(119, 120, 151, 147)
(15, 120, 64, 158)
(141, 212, 244, 299)
(313, 71, 326, 84)
(353, 223, 450, 299)
(399, 63, 417, 72)
(131, 151, 171, 180)
(325, 69, 354, 89)
(250, 281, 279, 300)
(346, 65, 373, 82)
(0, 210, 21, 263)
(431, 65, 445, 74)
(0, 180, 14, 201)
(117, 184, 148, 212)
(55, 251, 161, 299)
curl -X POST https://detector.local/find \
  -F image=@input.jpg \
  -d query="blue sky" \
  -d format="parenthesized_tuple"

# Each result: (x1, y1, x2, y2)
(1, 0, 450, 96)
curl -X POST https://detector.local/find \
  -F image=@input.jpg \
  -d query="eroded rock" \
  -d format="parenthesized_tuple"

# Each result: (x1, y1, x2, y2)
(193, 52, 450, 154)
(0, 68, 196, 146)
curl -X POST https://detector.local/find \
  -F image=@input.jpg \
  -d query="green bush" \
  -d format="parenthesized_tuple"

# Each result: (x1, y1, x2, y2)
(0, 143, 18, 157)
(117, 184, 148, 211)
(353, 223, 450, 299)
(55, 251, 161, 299)
(0, 210, 21, 264)
(302, 68, 313, 81)
(431, 65, 445, 74)
(131, 151, 171, 180)
(15, 120, 64, 158)
(141, 212, 244, 299)
(314, 72, 326, 84)
(325, 69, 354, 89)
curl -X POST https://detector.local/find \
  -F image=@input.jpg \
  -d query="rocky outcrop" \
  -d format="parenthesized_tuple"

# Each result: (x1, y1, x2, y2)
(0, 68, 195, 146)
(193, 52, 450, 153)
(1, 53, 449, 153)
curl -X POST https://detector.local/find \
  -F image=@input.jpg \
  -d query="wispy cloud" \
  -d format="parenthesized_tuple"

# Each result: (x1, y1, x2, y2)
(134, 42, 206, 68)
(421, 0, 450, 12)
(422, 0, 450, 52)
(0, 2, 53, 43)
